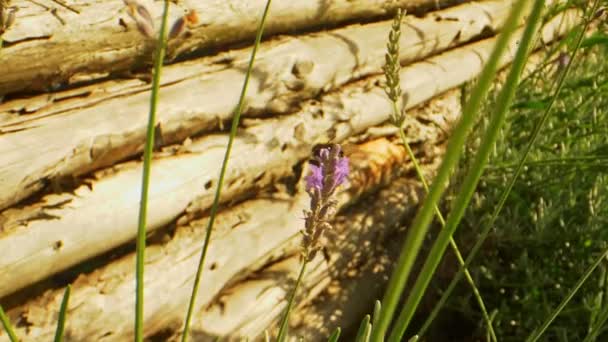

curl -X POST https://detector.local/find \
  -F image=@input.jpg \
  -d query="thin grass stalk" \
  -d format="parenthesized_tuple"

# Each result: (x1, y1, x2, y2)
(382, 15, 494, 332)
(396, 127, 497, 342)
(387, 1, 545, 340)
(527, 249, 608, 342)
(327, 327, 341, 342)
(369, 1, 529, 340)
(276, 253, 309, 342)
(0, 305, 17, 342)
(417, 1, 600, 336)
(53, 285, 71, 342)
(135, 1, 171, 340)
(180, 1, 272, 340)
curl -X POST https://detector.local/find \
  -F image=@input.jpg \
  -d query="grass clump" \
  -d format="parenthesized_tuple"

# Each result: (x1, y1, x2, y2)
(437, 7, 608, 341)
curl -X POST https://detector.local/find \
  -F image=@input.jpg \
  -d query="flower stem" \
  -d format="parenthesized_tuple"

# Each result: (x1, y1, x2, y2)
(277, 252, 309, 342)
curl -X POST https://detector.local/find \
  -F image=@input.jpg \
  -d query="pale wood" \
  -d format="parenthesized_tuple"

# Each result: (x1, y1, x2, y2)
(0, 0, 464, 96)
(0, 11, 579, 299)
(0, 0, 528, 210)
(2, 137, 430, 341)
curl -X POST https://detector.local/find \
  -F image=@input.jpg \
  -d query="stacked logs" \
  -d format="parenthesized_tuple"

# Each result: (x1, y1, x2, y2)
(0, 0, 579, 340)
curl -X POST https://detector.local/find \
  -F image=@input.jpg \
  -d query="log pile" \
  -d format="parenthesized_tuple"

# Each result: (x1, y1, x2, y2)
(0, 0, 580, 340)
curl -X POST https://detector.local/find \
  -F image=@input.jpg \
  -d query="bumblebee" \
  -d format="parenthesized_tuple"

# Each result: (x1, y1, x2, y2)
(309, 143, 345, 167)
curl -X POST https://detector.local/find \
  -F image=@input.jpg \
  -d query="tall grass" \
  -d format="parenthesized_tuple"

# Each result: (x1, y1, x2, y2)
(381, 8, 496, 341)
(387, 0, 547, 340)
(420, 1, 607, 340)
(370, 0, 531, 340)
(134, 1, 171, 340)
(180, 1, 273, 340)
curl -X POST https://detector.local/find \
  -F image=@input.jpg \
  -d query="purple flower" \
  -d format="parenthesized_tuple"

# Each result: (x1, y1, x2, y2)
(305, 164, 324, 192)
(334, 156, 349, 188)
(301, 143, 350, 261)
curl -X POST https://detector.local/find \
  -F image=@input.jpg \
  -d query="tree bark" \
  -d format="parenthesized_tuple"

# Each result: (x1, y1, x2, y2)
(0, 0, 465, 96)
(0, 11, 579, 300)
(0, 0, 530, 211)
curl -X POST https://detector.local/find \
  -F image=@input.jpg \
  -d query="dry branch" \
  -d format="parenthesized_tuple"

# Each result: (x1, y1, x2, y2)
(1, 136, 433, 341)
(0, 0, 530, 210)
(0, 11, 579, 299)
(0, 0, 466, 96)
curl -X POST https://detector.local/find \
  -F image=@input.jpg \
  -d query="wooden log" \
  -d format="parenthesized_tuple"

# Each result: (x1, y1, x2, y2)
(0, 0, 533, 210)
(0, 11, 579, 299)
(1, 136, 431, 341)
(0, 0, 465, 97)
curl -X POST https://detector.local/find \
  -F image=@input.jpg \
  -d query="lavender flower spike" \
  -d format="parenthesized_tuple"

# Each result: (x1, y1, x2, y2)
(301, 144, 350, 261)
(305, 144, 350, 196)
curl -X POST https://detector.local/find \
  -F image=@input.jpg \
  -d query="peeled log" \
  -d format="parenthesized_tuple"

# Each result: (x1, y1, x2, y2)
(2, 136, 433, 341)
(0, 0, 527, 211)
(0, 12, 579, 299)
(0, 0, 470, 96)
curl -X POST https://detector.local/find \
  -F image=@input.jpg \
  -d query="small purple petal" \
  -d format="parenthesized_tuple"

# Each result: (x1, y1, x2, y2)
(305, 164, 324, 192)
(333, 157, 350, 187)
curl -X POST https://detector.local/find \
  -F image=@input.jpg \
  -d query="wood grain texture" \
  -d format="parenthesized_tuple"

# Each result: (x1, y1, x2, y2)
(0, 10, 579, 300)
(0, 0, 525, 210)
(0, 0, 465, 96)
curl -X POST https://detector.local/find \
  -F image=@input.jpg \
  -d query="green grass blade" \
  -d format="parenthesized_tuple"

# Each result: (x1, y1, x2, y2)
(417, 1, 601, 336)
(355, 315, 371, 342)
(371, 300, 381, 332)
(527, 249, 608, 342)
(277, 258, 308, 342)
(396, 112, 496, 341)
(0, 305, 18, 342)
(54, 285, 71, 342)
(370, 0, 530, 340)
(135, 1, 171, 340)
(387, 1, 545, 340)
(180, 1, 272, 340)
(328, 327, 341, 342)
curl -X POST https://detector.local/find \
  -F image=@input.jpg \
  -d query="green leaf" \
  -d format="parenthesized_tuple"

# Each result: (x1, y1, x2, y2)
(371, 300, 381, 330)
(581, 33, 608, 48)
(511, 100, 548, 110)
